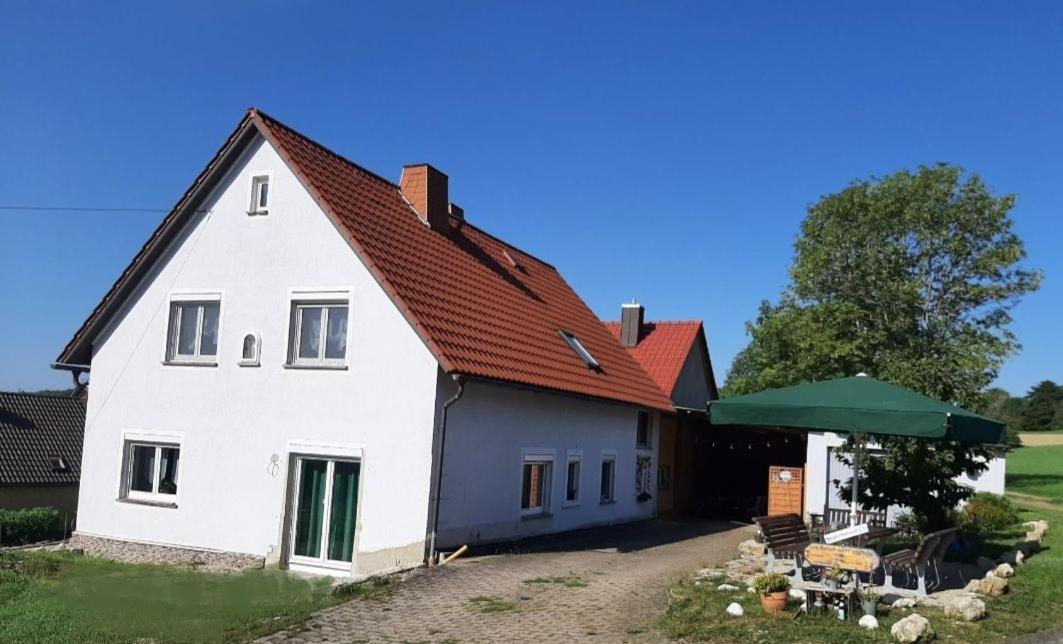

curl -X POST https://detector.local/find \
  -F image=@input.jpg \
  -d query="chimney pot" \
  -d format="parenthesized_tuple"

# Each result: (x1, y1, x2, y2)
(400, 164, 449, 231)
(620, 301, 644, 347)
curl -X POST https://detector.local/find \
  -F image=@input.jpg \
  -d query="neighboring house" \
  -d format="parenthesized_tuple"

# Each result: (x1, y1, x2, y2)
(604, 303, 719, 516)
(0, 392, 85, 519)
(54, 108, 676, 578)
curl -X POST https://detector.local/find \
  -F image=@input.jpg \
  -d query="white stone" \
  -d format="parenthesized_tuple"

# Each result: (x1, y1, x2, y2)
(892, 597, 918, 609)
(977, 572, 1009, 597)
(789, 588, 806, 601)
(726, 602, 744, 617)
(859, 614, 879, 630)
(1000, 550, 1025, 566)
(717, 584, 739, 591)
(994, 563, 1015, 578)
(747, 586, 756, 593)
(943, 594, 986, 622)
(738, 539, 766, 558)
(891, 613, 934, 642)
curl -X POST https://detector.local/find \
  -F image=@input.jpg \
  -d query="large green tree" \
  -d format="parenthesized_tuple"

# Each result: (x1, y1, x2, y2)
(1020, 380, 1062, 432)
(725, 164, 1040, 529)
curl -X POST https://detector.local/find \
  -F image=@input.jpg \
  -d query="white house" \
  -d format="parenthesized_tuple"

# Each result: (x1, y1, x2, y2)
(803, 431, 1007, 528)
(54, 108, 677, 578)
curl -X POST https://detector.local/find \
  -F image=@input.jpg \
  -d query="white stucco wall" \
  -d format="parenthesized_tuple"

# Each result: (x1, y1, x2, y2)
(804, 431, 1007, 525)
(77, 135, 440, 575)
(434, 378, 658, 547)
(670, 338, 714, 409)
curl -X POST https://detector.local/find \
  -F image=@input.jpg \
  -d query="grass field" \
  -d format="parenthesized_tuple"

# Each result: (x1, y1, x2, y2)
(1007, 445, 1063, 499)
(0, 552, 340, 643)
(658, 444, 1063, 643)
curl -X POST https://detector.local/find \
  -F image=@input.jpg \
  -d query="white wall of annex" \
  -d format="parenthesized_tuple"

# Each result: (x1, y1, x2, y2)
(434, 378, 658, 547)
(804, 431, 1007, 525)
(670, 339, 714, 409)
(76, 135, 439, 572)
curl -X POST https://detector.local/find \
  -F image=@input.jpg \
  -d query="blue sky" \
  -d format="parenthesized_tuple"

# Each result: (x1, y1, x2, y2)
(1, 2, 1060, 396)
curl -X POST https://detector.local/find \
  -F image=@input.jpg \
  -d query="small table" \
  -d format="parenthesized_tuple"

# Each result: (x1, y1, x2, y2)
(801, 581, 858, 619)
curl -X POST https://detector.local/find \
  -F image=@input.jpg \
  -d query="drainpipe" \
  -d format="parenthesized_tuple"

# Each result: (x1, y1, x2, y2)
(428, 373, 465, 565)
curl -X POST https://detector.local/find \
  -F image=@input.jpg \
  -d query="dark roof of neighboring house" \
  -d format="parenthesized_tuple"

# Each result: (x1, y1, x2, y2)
(603, 320, 719, 403)
(0, 392, 85, 485)
(57, 109, 673, 411)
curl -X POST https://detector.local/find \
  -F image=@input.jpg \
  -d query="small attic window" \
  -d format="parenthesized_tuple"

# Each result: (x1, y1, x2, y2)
(560, 330, 600, 370)
(50, 456, 68, 472)
(239, 332, 261, 367)
(249, 175, 270, 215)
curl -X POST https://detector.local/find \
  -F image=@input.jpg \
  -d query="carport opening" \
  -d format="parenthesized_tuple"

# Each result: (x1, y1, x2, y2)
(688, 426, 806, 522)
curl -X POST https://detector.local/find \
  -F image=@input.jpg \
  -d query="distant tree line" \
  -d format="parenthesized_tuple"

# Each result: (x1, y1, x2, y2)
(979, 380, 1063, 438)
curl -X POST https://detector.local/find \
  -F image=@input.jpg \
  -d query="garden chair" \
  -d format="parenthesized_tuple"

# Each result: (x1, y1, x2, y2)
(752, 513, 813, 580)
(880, 529, 952, 596)
(925, 527, 960, 589)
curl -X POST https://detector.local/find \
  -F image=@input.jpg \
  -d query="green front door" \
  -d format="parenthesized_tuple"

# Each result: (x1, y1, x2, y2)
(290, 457, 360, 566)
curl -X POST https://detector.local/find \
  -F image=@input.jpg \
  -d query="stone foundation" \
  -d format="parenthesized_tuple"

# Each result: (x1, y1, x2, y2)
(67, 533, 264, 572)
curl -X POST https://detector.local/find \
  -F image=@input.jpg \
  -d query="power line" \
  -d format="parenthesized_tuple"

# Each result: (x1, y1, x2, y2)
(0, 205, 170, 213)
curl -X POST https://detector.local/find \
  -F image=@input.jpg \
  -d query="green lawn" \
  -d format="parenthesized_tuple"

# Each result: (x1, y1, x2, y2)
(658, 445, 1063, 643)
(0, 552, 342, 643)
(1008, 445, 1063, 500)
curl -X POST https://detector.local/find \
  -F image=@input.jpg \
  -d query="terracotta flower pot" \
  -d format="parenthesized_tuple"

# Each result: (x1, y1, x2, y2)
(760, 590, 789, 614)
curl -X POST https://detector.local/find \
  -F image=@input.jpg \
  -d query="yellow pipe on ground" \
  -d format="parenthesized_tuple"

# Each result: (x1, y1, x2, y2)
(440, 544, 468, 565)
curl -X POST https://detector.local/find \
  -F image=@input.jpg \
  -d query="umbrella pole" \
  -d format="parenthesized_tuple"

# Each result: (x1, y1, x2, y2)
(851, 433, 862, 527)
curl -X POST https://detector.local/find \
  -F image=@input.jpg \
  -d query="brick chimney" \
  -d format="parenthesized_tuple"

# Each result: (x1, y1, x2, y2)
(620, 301, 644, 347)
(400, 164, 449, 231)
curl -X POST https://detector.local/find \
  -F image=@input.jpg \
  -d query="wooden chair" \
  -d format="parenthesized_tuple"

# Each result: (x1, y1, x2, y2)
(880, 528, 957, 596)
(752, 513, 812, 580)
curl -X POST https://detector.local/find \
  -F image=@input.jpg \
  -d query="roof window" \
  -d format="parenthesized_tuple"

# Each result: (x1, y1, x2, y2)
(560, 330, 600, 370)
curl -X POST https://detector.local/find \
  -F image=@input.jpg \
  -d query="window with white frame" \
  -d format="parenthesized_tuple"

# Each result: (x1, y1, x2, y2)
(600, 454, 616, 503)
(122, 441, 180, 504)
(288, 301, 349, 366)
(166, 300, 220, 363)
(521, 457, 552, 516)
(564, 454, 581, 505)
(239, 332, 261, 366)
(636, 410, 652, 449)
(249, 174, 270, 214)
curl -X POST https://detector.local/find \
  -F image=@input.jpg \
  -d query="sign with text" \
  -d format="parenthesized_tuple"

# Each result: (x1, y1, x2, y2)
(824, 522, 870, 544)
(803, 543, 880, 573)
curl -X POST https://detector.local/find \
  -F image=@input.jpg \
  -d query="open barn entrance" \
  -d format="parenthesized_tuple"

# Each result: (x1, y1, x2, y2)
(688, 426, 806, 522)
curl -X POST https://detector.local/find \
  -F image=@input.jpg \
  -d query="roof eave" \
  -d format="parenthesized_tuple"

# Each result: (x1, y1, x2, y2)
(56, 112, 262, 366)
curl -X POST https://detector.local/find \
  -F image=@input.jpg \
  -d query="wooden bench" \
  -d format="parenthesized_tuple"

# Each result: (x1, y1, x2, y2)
(752, 513, 812, 580)
(880, 527, 959, 596)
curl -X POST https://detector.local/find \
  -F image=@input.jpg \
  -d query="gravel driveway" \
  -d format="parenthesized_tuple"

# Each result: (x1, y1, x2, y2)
(258, 518, 753, 643)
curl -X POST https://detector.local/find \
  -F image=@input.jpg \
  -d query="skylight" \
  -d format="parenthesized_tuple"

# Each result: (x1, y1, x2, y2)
(560, 330, 600, 370)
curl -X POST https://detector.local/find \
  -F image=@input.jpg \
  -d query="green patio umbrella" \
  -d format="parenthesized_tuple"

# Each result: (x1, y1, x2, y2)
(708, 374, 1004, 526)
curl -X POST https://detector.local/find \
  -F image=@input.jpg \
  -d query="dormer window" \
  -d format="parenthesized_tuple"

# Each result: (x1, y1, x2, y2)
(249, 174, 270, 215)
(559, 330, 600, 370)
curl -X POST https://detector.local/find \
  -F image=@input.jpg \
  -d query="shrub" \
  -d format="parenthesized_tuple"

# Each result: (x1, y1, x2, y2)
(962, 492, 1019, 533)
(0, 507, 62, 546)
(751, 572, 789, 595)
(894, 511, 924, 535)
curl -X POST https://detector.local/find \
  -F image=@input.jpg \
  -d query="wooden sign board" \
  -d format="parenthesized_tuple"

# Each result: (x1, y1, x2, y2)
(824, 523, 869, 544)
(803, 543, 880, 573)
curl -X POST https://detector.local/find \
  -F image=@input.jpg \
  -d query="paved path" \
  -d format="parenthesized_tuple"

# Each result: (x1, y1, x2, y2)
(259, 518, 753, 643)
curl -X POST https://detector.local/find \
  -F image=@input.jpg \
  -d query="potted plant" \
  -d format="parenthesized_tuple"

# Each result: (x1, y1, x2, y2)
(859, 587, 880, 616)
(752, 572, 790, 614)
(823, 567, 843, 590)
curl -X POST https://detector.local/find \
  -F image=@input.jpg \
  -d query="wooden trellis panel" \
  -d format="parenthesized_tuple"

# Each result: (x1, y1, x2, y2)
(767, 465, 804, 517)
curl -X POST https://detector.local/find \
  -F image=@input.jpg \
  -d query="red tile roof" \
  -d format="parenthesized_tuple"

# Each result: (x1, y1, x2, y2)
(58, 109, 673, 411)
(603, 321, 705, 399)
